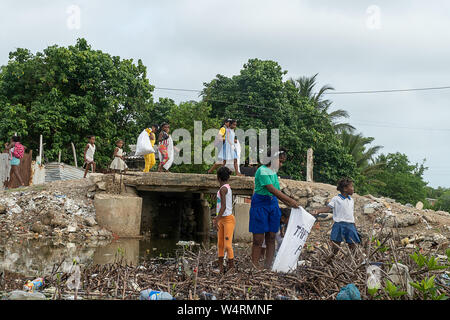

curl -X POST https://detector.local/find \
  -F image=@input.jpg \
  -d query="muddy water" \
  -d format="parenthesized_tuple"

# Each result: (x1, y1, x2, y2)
(0, 235, 212, 277)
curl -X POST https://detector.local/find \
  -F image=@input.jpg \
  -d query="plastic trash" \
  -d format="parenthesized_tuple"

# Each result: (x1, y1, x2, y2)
(66, 265, 81, 291)
(135, 130, 155, 156)
(200, 292, 217, 300)
(4, 290, 46, 300)
(336, 284, 361, 300)
(272, 207, 316, 273)
(139, 290, 174, 300)
(366, 265, 382, 290)
(388, 263, 414, 297)
(176, 241, 197, 246)
(23, 278, 44, 292)
(275, 295, 290, 300)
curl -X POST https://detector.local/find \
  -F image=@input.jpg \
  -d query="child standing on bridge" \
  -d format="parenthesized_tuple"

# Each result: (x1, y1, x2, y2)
(83, 135, 96, 178)
(143, 124, 158, 172)
(213, 166, 236, 273)
(109, 139, 128, 173)
(311, 178, 361, 263)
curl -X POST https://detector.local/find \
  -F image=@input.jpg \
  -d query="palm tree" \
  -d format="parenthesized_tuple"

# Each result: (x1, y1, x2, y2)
(289, 74, 355, 133)
(340, 131, 386, 186)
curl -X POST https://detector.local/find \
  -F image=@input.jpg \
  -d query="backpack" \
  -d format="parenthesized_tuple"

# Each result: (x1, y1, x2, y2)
(12, 143, 24, 159)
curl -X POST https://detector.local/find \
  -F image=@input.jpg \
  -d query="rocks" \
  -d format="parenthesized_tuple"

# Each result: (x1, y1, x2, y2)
(96, 181, 107, 191)
(51, 215, 69, 228)
(0, 204, 6, 214)
(84, 216, 97, 227)
(415, 201, 424, 210)
(3, 290, 46, 300)
(88, 173, 104, 184)
(67, 223, 77, 233)
(362, 202, 384, 215)
(380, 214, 422, 228)
(31, 221, 45, 234)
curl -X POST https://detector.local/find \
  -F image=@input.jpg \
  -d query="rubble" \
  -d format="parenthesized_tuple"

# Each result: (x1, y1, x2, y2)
(0, 178, 113, 242)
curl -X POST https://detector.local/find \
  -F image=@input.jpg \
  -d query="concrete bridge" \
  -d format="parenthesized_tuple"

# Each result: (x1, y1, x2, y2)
(93, 172, 257, 241)
(121, 172, 255, 195)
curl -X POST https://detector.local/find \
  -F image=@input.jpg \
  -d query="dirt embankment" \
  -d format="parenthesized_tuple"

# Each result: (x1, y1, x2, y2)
(0, 175, 113, 242)
(279, 179, 450, 251)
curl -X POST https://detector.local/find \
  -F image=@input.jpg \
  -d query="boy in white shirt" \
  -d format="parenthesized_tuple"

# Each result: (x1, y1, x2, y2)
(311, 178, 360, 262)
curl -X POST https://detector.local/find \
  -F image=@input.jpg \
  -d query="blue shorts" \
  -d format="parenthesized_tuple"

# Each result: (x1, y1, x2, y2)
(330, 222, 361, 244)
(10, 157, 20, 166)
(249, 193, 281, 234)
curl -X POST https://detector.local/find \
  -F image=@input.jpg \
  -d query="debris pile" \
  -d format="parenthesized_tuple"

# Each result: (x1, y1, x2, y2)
(278, 180, 450, 251)
(0, 178, 113, 242)
(0, 230, 448, 300)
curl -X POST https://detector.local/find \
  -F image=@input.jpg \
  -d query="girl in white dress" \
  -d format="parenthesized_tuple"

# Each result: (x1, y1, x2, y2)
(110, 139, 128, 172)
(83, 135, 96, 178)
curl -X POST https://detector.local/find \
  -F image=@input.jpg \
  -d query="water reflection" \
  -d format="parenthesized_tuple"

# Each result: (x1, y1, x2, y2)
(0, 236, 212, 277)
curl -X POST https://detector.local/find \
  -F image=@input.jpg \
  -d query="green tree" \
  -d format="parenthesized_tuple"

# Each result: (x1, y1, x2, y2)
(433, 191, 450, 212)
(288, 74, 355, 133)
(168, 100, 220, 174)
(365, 153, 428, 204)
(202, 59, 358, 183)
(0, 38, 154, 167)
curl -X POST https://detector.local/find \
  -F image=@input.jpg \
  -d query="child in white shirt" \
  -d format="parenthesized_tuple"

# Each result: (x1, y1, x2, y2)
(312, 178, 360, 262)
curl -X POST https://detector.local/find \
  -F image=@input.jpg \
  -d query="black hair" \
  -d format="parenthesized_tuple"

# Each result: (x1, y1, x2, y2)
(217, 166, 231, 182)
(152, 124, 160, 131)
(11, 136, 21, 142)
(337, 177, 353, 193)
(87, 135, 95, 139)
(116, 139, 124, 144)
(230, 119, 237, 125)
(160, 122, 169, 129)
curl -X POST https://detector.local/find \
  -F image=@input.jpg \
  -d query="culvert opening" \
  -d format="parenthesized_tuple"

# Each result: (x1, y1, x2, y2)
(138, 191, 211, 242)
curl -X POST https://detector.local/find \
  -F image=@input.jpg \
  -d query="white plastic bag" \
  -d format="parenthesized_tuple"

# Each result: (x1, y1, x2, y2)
(272, 207, 316, 273)
(366, 265, 382, 290)
(135, 130, 155, 156)
(66, 264, 81, 290)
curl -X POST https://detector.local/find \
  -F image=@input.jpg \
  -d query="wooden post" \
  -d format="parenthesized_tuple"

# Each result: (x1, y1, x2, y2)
(58, 150, 61, 163)
(71, 142, 78, 168)
(38, 135, 43, 165)
(306, 148, 313, 182)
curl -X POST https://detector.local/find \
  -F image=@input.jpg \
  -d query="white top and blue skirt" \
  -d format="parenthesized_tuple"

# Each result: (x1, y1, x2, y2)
(218, 128, 238, 161)
(328, 194, 361, 244)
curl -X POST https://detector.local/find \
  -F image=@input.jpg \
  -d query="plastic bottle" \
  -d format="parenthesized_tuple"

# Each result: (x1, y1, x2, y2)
(200, 291, 217, 300)
(139, 289, 174, 300)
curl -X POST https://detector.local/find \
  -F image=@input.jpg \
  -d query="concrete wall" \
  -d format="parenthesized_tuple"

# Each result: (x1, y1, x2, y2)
(94, 193, 143, 238)
(233, 203, 252, 242)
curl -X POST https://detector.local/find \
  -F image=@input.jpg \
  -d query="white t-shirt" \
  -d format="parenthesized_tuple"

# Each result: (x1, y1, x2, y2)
(327, 194, 355, 223)
(216, 184, 233, 217)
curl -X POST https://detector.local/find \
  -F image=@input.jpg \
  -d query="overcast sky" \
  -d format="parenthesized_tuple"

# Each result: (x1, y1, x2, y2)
(1, 0, 449, 188)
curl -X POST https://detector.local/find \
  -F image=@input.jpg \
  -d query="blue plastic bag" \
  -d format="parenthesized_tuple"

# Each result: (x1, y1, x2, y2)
(336, 284, 361, 300)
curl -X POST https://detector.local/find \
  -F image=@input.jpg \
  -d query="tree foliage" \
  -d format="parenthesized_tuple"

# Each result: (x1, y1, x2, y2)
(0, 38, 153, 167)
(360, 153, 428, 204)
(202, 58, 357, 183)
